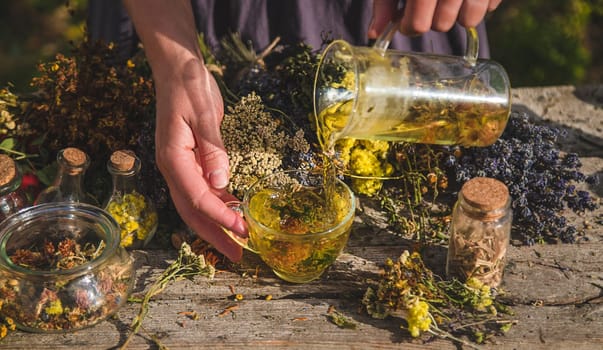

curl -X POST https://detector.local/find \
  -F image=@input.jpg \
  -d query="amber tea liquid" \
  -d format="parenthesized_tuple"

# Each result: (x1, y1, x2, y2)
(318, 96, 509, 150)
(314, 39, 511, 153)
(245, 171, 354, 283)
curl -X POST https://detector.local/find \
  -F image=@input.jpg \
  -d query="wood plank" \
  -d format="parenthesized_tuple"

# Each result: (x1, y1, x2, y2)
(3, 242, 603, 349)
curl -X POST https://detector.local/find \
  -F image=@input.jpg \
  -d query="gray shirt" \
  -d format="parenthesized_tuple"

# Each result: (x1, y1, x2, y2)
(88, 0, 490, 58)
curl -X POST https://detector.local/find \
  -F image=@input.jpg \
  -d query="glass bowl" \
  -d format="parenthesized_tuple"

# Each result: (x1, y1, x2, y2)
(0, 203, 135, 333)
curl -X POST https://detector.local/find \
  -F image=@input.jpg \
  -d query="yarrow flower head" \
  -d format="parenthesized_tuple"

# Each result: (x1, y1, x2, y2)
(221, 92, 311, 197)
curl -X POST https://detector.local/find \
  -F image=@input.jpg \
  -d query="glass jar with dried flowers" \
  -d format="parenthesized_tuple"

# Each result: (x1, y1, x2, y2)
(446, 177, 512, 288)
(0, 203, 134, 332)
(104, 150, 158, 249)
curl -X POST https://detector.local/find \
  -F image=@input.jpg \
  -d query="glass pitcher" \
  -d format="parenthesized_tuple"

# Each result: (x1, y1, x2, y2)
(314, 24, 511, 152)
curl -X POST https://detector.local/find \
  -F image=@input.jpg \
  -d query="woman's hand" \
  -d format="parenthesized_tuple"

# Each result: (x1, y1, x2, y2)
(369, 0, 502, 38)
(153, 59, 247, 262)
(124, 0, 246, 262)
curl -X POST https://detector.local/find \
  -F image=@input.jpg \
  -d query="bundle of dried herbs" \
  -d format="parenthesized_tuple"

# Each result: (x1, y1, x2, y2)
(13, 38, 165, 212)
(363, 251, 515, 346)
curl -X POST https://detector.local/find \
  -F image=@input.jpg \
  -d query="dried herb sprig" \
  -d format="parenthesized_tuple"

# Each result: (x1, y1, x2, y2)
(363, 250, 515, 346)
(120, 243, 215, 349)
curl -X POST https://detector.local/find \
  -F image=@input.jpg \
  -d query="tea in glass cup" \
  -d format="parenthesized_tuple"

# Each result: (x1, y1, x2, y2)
(224, 169, 355, 283)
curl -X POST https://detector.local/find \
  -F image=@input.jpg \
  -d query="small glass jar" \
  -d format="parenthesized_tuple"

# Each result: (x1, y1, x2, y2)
(446, 177, 512, 288)
(0, 154, 28, 221)
(0, 203, 135, 333)
(34, 147, 98, 206)
(104, 150, 158, 249)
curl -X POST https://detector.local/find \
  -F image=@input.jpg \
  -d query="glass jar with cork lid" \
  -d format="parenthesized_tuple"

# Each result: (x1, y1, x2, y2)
(0, 154, 28, 221)
(104, 150, 158, 249)
(34, 147, 98, 206)
(446, 177, 512, 288)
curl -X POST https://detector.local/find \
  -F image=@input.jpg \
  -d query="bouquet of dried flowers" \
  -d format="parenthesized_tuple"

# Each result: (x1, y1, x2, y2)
(363, 250, 515, 346)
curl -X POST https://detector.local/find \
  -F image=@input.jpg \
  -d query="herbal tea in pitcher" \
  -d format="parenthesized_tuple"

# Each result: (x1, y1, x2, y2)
(314, 30, 511, 152)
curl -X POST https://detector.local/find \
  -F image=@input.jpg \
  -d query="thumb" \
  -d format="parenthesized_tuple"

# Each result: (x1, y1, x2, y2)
(368, 0, 399, 39)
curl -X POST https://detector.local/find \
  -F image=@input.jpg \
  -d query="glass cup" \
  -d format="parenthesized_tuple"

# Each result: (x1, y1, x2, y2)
(314, 25, 511, 153)
(223, 169, 355, 283)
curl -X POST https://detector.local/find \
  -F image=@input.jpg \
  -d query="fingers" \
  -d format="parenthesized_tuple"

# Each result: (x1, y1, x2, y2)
(487, 0, 502, 12)
(432, 0, 463, 32)
(157, 142, 246, 262)
(368, 0, 399, 39)
(399, 0, 438, 35)
(387, 0, 500, 36)
(457, 0, 489, 28)
(170, 180, 246, 262)
(191, 67, 231, 191)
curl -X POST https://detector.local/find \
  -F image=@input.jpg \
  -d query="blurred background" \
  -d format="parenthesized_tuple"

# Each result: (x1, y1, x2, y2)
(1, 0, 602, 91)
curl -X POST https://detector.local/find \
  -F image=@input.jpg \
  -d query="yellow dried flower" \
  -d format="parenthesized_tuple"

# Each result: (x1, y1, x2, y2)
(5, 317, 15, 331)
(45, 299, 64, 315)
(406, 298, 432, 337)
(106, 191, 157, 248)
(466, 277, 494, 311)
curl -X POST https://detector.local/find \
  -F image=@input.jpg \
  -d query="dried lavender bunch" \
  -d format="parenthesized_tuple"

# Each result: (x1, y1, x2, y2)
(446, 112, 599, 244)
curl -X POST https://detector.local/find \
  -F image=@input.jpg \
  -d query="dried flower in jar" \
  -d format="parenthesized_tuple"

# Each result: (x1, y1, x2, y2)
(446, 177, 512, 287)
(0, 205, 135, 333)
(104, 150, 158, 249)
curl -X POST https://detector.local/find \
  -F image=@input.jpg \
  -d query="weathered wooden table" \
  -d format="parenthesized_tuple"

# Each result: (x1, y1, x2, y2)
(2, 85, 602, 349)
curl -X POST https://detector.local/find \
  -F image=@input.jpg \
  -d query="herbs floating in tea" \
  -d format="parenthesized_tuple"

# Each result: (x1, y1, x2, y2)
(247, 175, 354, 283)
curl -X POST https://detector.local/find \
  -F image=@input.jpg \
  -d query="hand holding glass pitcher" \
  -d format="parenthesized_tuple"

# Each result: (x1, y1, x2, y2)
(315, 6, 510, 152)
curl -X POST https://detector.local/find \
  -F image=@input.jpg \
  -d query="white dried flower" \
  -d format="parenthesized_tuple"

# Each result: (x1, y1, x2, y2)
(221, 92, 311, 196)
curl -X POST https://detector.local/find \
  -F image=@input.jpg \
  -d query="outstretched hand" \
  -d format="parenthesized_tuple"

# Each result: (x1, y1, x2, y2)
(153, 58, 247, 262)
(369, 0, 502, 38)
(124, 0, 247, 262)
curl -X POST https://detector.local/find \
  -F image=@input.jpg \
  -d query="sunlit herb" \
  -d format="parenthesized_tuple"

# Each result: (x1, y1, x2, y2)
(363, 251, 516, 346)
(121, 242, 215, 349)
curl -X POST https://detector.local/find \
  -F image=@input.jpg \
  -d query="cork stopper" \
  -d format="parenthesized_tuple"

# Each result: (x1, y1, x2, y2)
(0, 154, 16, 187)
(461, 177, 509, 212)
(110, 150, 136, 171)
(63, 147, 88, 167)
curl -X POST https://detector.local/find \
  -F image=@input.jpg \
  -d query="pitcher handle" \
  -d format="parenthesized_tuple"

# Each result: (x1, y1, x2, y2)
(222, 201, 258, 254)
(373, 22, 479, 67)
(373, 21, 398, 55)
(464, 26, 479, 67)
